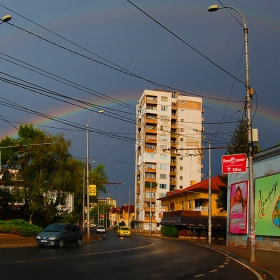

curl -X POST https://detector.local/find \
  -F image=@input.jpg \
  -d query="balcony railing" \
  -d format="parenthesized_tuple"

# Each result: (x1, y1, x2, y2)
(193, 206, 208, 212)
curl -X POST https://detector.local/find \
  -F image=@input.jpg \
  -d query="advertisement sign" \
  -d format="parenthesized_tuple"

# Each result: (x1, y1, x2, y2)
(255, 173, 280, 236)
(229, 181, 248, 234)
(222, 154, 247, 174)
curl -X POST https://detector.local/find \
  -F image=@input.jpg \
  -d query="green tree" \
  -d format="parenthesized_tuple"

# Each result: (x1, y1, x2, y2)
(215, 119, 261, 211)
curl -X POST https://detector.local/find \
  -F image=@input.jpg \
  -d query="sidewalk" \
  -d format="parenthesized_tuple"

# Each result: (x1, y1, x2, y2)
(0, 232, 279, 279)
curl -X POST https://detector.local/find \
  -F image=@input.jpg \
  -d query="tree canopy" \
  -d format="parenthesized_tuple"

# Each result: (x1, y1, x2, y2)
(0, 124, 108, 227)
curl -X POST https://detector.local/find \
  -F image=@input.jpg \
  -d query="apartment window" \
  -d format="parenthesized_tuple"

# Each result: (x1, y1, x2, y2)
(160, 154, 167, 160)
(145, 163, 156, 169)
(146, 192, 155, 198)
(181, 119, 184, 122)
(180, 128, 184, 132)
(145, 173, 155, 179)
(146, 153, 156, 160)
(181, 201, 185, 210)
(146, 134, 156, 140)
(146, 125, 155, 130)
(188, 200, 192, 209)
(179, 185, 183, 189)
(180, 138, 183, 142)
(147, 105, 156, 110)
(161, 96, 168, 102)
(160, 164, 167, 170)
(159, 135, 168, 141)
(160, 115, 169, 121)
(159, 184, 167, 189)
(160, 174, 167, 179)
(172, 93, 176, 98)
(180, 166, 183, 170)
(180, 176, 183, 180)
(161, 125, 168, 132)
(160, 145, 167, 151)
(147, 96, 157, 101)
(159, 193, 166, 198)
(181, 100, 184, 104)
(161, 106, 168, 111)
(146, 144, 156, 149)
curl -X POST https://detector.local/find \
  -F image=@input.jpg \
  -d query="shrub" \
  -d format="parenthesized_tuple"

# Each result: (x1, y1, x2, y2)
(161, 225, 178, 237)
(193, 231, 199, 237)
(200, 230, 207, 237)
(0, 219, 43, 237)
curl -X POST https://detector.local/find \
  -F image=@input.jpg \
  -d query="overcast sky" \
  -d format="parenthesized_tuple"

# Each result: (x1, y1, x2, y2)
(0, 0, 279, 206)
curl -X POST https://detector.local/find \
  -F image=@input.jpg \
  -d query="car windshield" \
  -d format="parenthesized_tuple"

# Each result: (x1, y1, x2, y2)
(98, 226, 104, 229)
(121, 227, 129, 230)
(44, 224, 64, 232)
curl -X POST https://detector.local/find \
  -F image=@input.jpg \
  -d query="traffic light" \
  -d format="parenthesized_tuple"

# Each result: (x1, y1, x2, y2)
(89, 184, 96, 196)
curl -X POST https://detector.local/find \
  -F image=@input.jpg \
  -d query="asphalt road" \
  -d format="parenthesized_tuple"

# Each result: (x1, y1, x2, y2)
(0, 230, 263, 280)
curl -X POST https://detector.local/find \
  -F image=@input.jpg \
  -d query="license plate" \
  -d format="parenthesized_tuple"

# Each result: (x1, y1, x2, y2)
(40, 240, 47, 243)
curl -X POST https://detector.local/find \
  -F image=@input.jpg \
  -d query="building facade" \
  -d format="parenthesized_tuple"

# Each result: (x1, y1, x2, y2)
(135, 89, 203, 232)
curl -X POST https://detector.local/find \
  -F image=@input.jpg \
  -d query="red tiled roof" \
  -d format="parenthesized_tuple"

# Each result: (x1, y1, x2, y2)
(160, 176, 226, 200)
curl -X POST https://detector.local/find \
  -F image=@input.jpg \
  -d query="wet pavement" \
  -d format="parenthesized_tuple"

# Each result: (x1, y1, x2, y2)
(0, 232, 279, 279)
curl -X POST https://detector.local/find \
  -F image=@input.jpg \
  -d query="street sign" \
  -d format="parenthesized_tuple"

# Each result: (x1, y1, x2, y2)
(89, 184, 96, 196)
(222, 153, 247, 174)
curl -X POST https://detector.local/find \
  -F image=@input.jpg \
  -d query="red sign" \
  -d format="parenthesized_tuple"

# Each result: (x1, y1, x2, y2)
(222, 154, 247, 174)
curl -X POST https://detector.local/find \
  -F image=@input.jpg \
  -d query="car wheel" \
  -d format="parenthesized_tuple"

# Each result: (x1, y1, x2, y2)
(38, 245, 44, 248)
(76, 238, 82, 247)
(58, 239, 64, 248)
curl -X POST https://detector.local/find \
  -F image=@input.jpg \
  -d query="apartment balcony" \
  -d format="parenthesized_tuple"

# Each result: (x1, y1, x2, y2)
(145, 137, 157, 144)
(146, 128, 157, 134)
(144, 207, 156, 213)
(145, 197, 156, 203)
(170, 161, 176, 167)
(170, 171, 176, 176)
(145, 117, 157, 125)
(145, 96, 157, 104)
(145, 167, 156, 173)
(145, 177, 156, 182)
(145, 148, 156, 153)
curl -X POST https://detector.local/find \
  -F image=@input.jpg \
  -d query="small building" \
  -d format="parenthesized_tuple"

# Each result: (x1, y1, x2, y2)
(158, 176, 227, 236)
(110, 204, 135, 228)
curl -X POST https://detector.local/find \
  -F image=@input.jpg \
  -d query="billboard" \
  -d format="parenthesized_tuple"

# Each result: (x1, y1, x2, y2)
(229, 181, 248, 234)
(255, 173, 280, 236)
(222, 154, 247, 174)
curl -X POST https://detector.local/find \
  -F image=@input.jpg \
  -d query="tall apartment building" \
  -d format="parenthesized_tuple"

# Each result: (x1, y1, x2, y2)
(135, 89, 203, 232)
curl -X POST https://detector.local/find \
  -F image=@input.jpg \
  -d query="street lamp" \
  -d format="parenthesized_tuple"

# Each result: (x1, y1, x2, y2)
(0, 15, 11, 24)
(86, 110, 104, 238)
(208, 4, 255, 263)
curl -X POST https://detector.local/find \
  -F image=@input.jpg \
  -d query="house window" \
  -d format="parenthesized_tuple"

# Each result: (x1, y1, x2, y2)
(170, 202, 175, 210)
(161, 96, 168, 102)
(160, 174, 167, 179)
(179, 185, 183, 189)
(180, 138, 183, 141)
(181, 100, 184, 104)
(195, 200, 203, 207)
(188, 200, 192, 209)
(181, 201, 185, 210)
(180, 128, 184, 132)
(159, 135, 168, 141)
(161, 106, 168, 111)
(161, 125, 168, 131)
(159, 184, 167, 189)
(160, 145, 167, 151)
(180, 176, 183, 180)
(180, 166, 183, 170)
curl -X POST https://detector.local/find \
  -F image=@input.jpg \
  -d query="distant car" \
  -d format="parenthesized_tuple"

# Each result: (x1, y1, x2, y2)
(117, 226, 125, 234)
(118, 227, 131, 237)
(36, 223, 82, 248)
(96, 226, 106, 234)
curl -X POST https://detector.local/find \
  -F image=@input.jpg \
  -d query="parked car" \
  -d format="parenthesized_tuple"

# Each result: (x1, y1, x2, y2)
(117, 226, 125, 234)
(96, 226, 106, 234)
(118, 227, 131, 237)
(36, 223, 82, 248)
